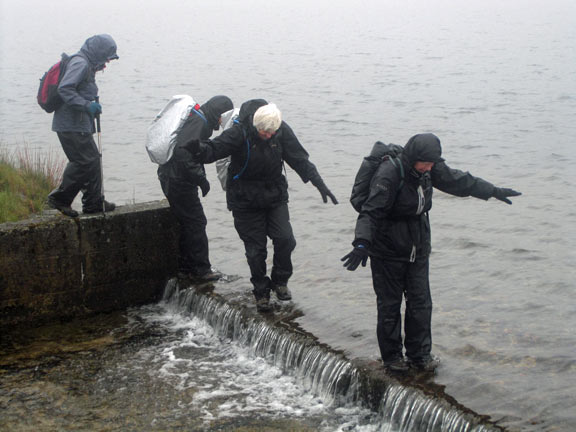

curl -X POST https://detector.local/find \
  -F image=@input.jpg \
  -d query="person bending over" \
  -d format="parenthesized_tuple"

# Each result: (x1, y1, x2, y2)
(158, 95, 233, 282)
(188, 100, 338, 311)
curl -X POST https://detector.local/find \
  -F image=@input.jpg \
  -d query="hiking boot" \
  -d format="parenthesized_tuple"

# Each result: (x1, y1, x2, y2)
(83, 200, 116, 214)
(195, 270, 222, 282)
(255, 297, 272, 313)
(47, 198, 78, 218)
(177, 271, 191, 280)
(408, 355, 440, 372)
(273, 284, 292, 301)
(383, 357, 409, 373)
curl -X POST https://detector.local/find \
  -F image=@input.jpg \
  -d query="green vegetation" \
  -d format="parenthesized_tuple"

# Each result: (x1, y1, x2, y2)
(0, 144, 64, 223)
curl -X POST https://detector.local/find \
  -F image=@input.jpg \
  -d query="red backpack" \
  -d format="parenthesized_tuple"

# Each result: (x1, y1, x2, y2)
(37, 53, 74, 113)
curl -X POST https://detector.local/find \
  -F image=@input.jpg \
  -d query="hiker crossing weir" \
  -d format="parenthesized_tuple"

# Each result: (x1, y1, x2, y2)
(0, 202, 502, 430)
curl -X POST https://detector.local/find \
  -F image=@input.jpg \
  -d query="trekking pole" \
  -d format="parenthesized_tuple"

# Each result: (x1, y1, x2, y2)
(95, 96, 106, 216)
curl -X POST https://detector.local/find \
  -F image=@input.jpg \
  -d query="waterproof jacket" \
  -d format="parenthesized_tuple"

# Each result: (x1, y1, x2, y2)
(196, 99, 322, 211)
(52, 34, 118, 133)
(353, 133, 495, 262)
(158, 95, 233, 185)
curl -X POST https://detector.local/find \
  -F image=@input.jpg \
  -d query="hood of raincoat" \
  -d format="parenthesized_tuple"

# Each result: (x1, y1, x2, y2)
(238, 99, 268, 126)
(79, 34, 119, 70)
(201, 95, 234, 130)
(401, 133, 443, 165)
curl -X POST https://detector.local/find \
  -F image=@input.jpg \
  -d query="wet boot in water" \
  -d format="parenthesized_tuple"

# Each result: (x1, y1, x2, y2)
(383, 356, 409, 373)
(194, 269, 222, 282)
(272, 283, 292, 301)
(407, 355, 440, 372)
(253, 278, 273, 312)
(255, 296, 272, 312)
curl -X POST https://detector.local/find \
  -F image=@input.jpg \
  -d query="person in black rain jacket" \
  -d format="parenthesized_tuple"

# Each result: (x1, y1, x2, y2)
(47, 34, 119, 217)
(158, 95, 233, 282)
(342, 133, 521, 372)
(188, 100, 338, 311)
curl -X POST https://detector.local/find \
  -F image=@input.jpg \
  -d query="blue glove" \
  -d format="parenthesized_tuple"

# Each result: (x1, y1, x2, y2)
(86, 101, 102, 116)
(341, 243, 369, 271)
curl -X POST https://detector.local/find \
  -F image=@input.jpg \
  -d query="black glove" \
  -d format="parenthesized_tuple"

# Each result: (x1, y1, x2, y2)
(319, 186, 338, 205)
(341, 243, 369, 271)
(311, 176, 338, 205)
(184, 139, 200, 155)
(492, 187, 521, 205)
(199, 177, 210, 197)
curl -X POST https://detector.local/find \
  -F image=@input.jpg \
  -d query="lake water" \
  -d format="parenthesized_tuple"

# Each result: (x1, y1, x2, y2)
(1, 0, 575, 430)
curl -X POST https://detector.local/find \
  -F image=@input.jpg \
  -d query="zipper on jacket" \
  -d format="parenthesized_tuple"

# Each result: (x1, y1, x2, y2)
(416, 185, 425, 215)
(410, 245, 416, 262)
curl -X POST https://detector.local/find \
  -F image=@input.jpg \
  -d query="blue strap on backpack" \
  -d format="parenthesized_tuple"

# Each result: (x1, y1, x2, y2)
(233, 121, 250, 180)
(191, 107, 207, 123)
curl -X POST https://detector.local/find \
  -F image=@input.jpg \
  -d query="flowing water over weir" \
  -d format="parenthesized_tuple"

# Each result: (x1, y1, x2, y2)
(0, 277, 503, 431)
(161, 279, 500, 432)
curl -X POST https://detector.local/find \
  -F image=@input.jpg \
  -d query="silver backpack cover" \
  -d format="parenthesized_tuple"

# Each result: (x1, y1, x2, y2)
(214, 108, 239, 190)
(146, 95, 196, 164)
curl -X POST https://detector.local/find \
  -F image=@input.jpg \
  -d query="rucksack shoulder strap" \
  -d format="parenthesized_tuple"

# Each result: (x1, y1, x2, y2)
(388, 156, 405, 190)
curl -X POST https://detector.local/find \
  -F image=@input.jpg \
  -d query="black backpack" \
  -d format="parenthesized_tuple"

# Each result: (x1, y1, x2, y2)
(37, 53, 73, 113)
(350, 141, 405, 212)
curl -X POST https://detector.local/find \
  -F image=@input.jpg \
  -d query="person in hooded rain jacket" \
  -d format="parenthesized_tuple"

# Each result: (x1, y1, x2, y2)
(341, 133, 521, 372)
(187, 100, 338, 312)
(47, 34, 119, 217)
(158, 95, 234, 282)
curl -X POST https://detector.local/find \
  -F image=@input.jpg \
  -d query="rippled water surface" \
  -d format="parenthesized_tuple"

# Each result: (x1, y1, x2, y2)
(1, 0, 575, 430)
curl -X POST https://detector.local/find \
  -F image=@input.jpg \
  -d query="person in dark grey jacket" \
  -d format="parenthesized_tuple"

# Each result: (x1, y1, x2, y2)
(342, 133, 521, 373)
(47, 34, 119, 217)
(158, 95, 233, 282)
(188, 100, 338, 311)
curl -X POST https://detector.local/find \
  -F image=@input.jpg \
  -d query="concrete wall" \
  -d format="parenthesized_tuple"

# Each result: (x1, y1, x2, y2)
(0, 201, 178, 329)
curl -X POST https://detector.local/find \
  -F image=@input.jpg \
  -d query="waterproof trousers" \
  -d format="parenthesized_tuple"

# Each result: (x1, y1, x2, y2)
(370, 256, 432, 363)
(232, 204, 296, 299)
(48, 132, 103, 211)
(159, 176, 211, 276)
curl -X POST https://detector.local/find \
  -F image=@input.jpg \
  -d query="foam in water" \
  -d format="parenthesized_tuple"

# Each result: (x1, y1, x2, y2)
(135, 287, 381, 431)
(148, 279, 499, 432)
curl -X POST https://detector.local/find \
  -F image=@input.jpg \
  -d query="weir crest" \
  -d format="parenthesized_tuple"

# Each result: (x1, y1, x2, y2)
(161, 278, 501, 432)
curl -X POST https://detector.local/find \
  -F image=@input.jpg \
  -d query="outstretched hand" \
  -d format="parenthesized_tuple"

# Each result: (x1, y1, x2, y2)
(319, 187, 338, 205)
(492, 187, 522, 205)
(310, 176, 338, 205)
(341, 245, 369, 271)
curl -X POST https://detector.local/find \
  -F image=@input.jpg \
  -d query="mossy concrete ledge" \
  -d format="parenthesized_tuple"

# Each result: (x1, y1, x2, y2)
(0, 200, 178, 329)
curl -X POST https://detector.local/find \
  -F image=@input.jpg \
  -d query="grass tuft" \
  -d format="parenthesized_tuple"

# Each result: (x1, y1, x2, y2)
(0, 143, 65, 223)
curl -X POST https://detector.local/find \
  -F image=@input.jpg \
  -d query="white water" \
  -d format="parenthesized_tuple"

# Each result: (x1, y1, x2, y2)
(147, 280, 496, 431)
(133, 302, 382, 431)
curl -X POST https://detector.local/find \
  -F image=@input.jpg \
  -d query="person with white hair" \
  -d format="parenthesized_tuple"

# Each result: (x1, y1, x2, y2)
(187, 99, 338, 312)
